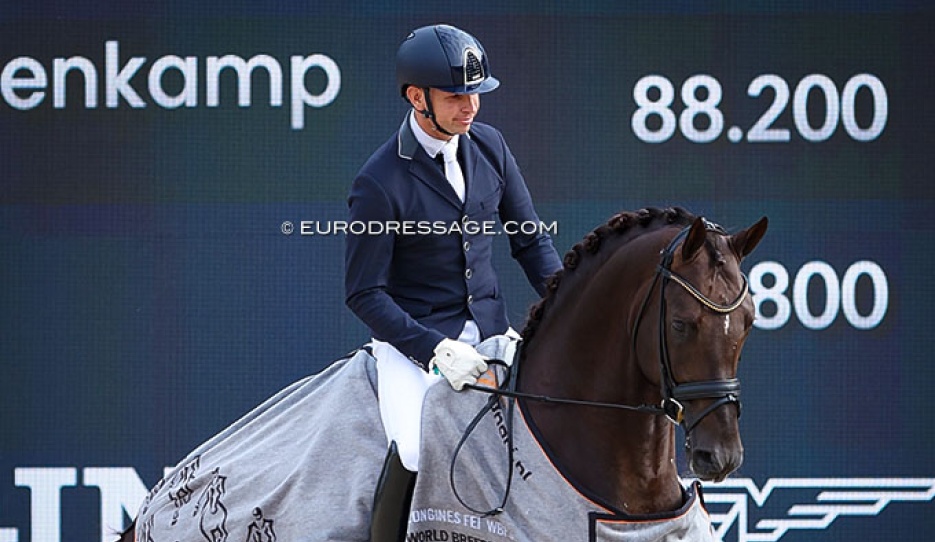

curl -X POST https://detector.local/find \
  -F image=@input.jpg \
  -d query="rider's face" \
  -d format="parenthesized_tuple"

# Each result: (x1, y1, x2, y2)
(409, 87, 480, 140)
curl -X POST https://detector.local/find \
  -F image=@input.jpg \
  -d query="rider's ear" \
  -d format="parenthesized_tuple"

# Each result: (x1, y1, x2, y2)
(406, 86, 424, 109)
(730, 217, 769, 260)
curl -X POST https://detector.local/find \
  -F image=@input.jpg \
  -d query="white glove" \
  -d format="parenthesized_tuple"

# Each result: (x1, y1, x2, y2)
(429, 338, 489, 391)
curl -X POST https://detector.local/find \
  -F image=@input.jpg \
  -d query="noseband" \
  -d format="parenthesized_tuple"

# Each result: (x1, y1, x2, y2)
(633, 219, 747, 433)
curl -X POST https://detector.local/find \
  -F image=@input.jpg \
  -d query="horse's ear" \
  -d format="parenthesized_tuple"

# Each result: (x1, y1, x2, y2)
(681, 217, 708, 261)
(730, 216, 769, 260)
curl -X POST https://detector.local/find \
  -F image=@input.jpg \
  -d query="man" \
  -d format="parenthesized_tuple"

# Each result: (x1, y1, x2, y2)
(344, 24, 561, 540)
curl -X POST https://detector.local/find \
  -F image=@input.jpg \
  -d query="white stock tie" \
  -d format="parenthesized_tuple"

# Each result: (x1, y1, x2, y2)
(440, 143, 465, 203)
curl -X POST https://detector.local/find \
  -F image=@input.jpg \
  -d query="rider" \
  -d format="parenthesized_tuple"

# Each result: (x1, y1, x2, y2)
(344, 23, 561, 539)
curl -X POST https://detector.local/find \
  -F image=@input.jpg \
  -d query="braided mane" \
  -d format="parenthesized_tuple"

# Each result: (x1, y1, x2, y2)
(520, 206, 696, 343)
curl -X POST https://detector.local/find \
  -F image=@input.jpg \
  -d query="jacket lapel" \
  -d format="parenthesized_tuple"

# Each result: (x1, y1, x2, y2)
(398, 115, 464, 211)
(410, 153, 464, 210)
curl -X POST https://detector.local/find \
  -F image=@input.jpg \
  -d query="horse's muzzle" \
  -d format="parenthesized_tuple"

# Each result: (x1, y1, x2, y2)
(688, 440, 743, 482)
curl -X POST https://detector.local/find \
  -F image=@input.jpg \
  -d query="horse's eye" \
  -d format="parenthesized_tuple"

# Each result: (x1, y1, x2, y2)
(671, 319, 686, 333)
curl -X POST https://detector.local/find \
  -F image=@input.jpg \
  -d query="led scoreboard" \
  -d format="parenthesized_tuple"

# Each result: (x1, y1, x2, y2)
(2, 2, 933, 540)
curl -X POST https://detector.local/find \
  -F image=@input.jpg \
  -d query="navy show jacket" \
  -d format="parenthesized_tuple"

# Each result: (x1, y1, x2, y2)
(344, 115, 561, 368)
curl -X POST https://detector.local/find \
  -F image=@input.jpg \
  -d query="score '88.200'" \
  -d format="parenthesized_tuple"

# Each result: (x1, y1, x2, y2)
(631, 74, 887, 144)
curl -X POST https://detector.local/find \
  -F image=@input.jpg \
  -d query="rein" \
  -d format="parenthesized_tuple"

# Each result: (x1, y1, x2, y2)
(449, 358, 517, 517)
(464, 380, 664, 416)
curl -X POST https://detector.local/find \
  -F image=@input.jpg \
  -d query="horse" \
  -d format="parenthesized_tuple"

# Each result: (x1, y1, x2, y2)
(193, 468, 229, 541)
(118, 207, 767, 541)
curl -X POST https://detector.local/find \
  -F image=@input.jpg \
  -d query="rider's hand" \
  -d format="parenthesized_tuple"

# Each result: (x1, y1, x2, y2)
(429, 338, 489, 391)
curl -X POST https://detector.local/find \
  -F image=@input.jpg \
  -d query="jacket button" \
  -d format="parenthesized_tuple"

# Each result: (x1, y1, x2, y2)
(463, 241, 471, 252)
(467, 294, 474, 305)
(465, 268, 473, 280)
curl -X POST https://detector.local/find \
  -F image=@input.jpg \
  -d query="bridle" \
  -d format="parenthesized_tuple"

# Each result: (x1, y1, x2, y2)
(455, 219, 749, 516)
(466, 219, 748, 432)
(632, 219, 747, 434)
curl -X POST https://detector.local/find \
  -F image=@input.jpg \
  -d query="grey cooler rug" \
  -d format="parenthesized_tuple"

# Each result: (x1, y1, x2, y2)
(133, 339, 715, 541)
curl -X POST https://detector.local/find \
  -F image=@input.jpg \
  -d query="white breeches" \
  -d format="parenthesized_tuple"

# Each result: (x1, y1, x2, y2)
(371, 321, 481, 472)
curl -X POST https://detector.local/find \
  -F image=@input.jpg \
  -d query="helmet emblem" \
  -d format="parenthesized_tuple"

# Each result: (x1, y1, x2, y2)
(463, 47, 485, 85)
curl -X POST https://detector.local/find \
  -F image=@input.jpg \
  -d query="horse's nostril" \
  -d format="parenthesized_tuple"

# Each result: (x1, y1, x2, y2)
(692, 450, 715, 470)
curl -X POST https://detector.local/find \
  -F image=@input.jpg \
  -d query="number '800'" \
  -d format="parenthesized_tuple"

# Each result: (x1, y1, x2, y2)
(750, 261, 888, 330)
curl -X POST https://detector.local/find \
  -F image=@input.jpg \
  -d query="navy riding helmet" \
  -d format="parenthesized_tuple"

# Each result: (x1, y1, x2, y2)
(396, 24, 500, 98)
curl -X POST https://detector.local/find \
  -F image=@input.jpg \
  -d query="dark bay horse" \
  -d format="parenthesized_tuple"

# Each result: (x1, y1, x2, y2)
(514, 207, 767, 516)
(118, 207, 767, 540)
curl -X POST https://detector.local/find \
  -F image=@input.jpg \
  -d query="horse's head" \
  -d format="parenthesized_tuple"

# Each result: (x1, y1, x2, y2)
(634, 215, 768, 482)
(518, 208, 769, 511)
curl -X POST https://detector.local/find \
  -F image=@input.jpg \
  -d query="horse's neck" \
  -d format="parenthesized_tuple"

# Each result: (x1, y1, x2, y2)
(519, 349, 683, 514)
(518, 234, 685, 514)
